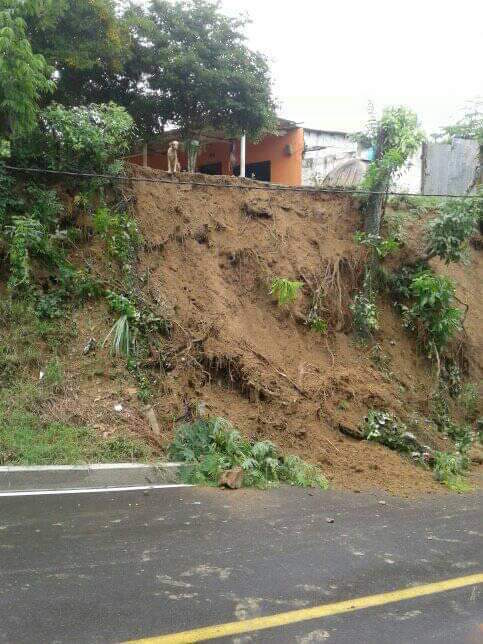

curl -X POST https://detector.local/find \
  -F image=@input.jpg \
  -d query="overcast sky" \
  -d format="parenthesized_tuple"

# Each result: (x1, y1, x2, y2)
(220, 0, 482, 135)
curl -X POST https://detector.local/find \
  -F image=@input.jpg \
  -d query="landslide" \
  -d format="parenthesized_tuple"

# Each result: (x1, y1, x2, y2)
(119, 165, 481, 495)
(4, 165, 481, 496)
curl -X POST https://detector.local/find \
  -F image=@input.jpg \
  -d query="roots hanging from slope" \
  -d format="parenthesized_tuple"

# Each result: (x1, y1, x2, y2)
(304, 250, 366, 330)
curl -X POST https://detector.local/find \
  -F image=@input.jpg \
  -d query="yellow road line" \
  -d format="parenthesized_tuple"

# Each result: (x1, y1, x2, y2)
(127, 573, 483, 643)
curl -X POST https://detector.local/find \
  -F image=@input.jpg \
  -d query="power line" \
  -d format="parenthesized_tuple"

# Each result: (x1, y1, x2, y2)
(3, 164, 482, 199)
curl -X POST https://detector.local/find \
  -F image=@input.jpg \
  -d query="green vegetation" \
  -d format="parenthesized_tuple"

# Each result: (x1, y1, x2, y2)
(0, 300, 152, 465)
(0, 2, 54, 144)
(354, 231, 400, 258)
(169, 417, 328, 489)
(432, 451, 472, 493)
(355, 106, 425, 236)
(424, 196, 481, 264)
(93, 207, 141, 268)
(0, 413, 151, 465)
(361, 406, 474, 491)
(103, 292, 139, 357)
(401, 271, 462, 357)
(11, 0, 276, 143)
(459, 383, 480, 421)
(270, 278, 304, 306)
(308, 316, 328, 334)
(350, 285, 379, 336)
(362, 410, 420, 454)
(12, 102, 134, 174)
(443, 98, 483, 146)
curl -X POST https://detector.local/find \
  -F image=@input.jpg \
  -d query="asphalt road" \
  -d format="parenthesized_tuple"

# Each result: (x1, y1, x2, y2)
(0, 485, 482, 643)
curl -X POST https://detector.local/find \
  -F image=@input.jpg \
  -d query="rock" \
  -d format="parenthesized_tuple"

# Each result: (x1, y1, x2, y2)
(378, 500, 386, 505)
(218, 467, 244, 489)
(144, 405, 161, 436)
(114, 404, 123, 412)
(83, 337, 97, 355)
(338, 423, 364, 440)
(326, 517, 335, 523)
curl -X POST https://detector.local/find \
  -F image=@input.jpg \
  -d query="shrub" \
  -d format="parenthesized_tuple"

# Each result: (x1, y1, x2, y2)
(432, 451, 471, 492)
(402, 271, 462, 355)
(361, 410, 416, 453)
(4, 215, 44, 291)
(269, 278, 303, 306)
(425, 197, 481, 264)
(26, 184, 63, 229)
(12, 102, 135, 173)
(354, 231, 400, 258)
(93, 207, 141, 267)
(169, 417, 328, 489)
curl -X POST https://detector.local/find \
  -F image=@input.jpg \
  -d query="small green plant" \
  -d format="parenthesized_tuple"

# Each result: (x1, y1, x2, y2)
(26, 185, 63, 229)
(103, 291, 140, 357)
(370, 344, 392, 378)
(432, 451, 472, 492)
(4, 216, 44, 291)
(169, 417, 328, 489)
(308, 316, 328, 334)
(43, 357, 64, 390)
(443, 360, 462, 397)
(270, 278, 303, 306)
(93, 207, 141, 268)
(350, 291, 379, 335)
(354, 231, 400, 258)
(402, 271, 462, 356)
(459, 383, 480, 421)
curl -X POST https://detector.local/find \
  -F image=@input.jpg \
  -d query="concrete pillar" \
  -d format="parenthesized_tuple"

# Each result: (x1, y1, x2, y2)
(240, 134, 246, 178)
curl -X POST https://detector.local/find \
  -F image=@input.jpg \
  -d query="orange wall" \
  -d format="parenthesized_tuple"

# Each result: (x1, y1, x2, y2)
(128, 127, 304, 186)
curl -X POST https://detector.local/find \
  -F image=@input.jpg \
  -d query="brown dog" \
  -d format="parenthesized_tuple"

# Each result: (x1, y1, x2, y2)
(167, 140, 180, 174)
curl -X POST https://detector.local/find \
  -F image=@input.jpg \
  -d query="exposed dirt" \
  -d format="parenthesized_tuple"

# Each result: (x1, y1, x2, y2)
(19, 166, 483, 496)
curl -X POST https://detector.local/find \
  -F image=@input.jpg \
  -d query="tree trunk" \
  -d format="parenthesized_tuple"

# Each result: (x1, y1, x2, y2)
(364, 189, 385, 235)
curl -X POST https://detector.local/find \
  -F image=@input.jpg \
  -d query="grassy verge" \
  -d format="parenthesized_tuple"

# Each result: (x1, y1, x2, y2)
(0, 300, 152, 466)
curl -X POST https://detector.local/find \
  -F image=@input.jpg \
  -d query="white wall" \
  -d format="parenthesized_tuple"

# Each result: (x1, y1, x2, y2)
(302, 128, 423, 193)
(302, 130, 357, 185)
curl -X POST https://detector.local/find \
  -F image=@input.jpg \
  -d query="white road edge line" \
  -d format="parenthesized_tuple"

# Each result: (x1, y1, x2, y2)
(0, 462, 182, 472)
(0, 484, 192, 497)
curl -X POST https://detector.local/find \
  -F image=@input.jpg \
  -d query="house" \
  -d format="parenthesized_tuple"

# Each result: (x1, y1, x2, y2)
(128, 118, 367, 187)
(129, 120, 478, 195)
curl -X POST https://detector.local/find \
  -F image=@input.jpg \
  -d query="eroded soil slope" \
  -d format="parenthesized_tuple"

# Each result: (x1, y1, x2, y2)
(109, 166, 479, 495)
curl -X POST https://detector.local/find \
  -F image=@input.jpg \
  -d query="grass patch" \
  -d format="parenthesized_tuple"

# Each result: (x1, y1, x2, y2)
(169, 417, 328, 489)
(0, 403, 152, 465)
(432, 451, 472, 493)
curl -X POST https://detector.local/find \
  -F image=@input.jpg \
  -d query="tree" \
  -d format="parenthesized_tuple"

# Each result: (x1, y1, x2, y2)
(0, 1, 54, 144)
(15, 0, 277, 147)
(444, 99, 483, 145)
(357, 106, 425, 235)
(21, 0, 130, 104)
(124, 0, 277, 149)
